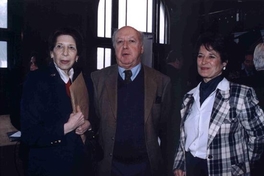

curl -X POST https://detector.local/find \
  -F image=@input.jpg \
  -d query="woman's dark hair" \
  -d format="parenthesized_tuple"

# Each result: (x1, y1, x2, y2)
(195, 32, 231, 63)
(48, 27, 83, 56)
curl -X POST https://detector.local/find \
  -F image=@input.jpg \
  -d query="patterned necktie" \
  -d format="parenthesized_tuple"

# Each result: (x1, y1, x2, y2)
(65, 79, 71, 97)
(124, 70, 132, 84)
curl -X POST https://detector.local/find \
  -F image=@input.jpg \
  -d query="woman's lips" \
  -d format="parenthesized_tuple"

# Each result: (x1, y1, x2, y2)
(61, 60, 70, 64)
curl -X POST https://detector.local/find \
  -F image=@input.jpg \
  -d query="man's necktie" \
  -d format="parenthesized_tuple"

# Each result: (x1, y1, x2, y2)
(124, 70, 132, 84)
(65, 79, 71, 97)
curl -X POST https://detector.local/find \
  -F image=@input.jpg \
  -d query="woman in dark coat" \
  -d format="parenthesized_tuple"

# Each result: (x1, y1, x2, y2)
(20, 27, 91, 176)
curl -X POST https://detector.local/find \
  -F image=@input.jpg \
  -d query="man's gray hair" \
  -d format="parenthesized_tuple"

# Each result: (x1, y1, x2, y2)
(112, 27, 144, 48)
(253, 43, 264, 71)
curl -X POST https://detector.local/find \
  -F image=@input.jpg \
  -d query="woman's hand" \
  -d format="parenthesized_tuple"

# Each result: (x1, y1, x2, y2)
(76, 119, 91, 143)
(64, 106, 85, 134)
(75, 120, 91, 135)
(174, 169, 185, 176)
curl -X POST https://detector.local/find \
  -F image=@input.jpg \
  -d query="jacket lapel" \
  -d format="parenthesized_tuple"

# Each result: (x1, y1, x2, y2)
(105, 66, 118, 119)
(207, 88, 230, 146)
(180, 94, 194, 147)
(181, 95, 194, 126)
(181, 79, 231, 148)
(144, 66, 157, 123)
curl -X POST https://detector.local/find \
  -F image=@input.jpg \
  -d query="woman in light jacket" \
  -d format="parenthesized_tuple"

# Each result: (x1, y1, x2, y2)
(173, 32, 264, 176)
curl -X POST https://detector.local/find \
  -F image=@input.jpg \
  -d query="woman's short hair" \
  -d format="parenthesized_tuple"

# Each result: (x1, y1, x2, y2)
(48, 27, 83, 56)
(253, 43, 264, 71)
(195, 32, 230, 63)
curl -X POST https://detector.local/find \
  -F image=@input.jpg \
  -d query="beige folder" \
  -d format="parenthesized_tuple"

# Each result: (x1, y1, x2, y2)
(69, 72, 89, 120)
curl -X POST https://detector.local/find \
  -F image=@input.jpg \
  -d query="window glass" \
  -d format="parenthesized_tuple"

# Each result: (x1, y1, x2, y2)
(97, 0, 112, 38)
(105, 0, 112, 38)
(119, 0, 152, 33)
(118, 0, 126, 28)
(97, 47, 111, 70)
(105, 48, 111, 67)
(97, 0, 105, 37)
(0, 0, 7, 29)
(147, 0, 153, 33)
(126, 0, 147, 32)
(0, 41, 7, 68)
(97, 47, 104, 69)
(159, 2, 165, 44)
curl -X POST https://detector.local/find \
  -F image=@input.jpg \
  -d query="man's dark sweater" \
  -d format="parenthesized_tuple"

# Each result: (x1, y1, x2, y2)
(113, 69, 148, 162)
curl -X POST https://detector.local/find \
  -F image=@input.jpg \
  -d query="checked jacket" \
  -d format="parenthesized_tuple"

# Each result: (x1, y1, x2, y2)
(173, 78, 264, 176)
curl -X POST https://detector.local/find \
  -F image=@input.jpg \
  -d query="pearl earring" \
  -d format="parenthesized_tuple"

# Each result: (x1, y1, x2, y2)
(223, 66, 226, 70)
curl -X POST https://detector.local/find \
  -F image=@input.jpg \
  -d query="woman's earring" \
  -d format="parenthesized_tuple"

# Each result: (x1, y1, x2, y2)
(223, 66, 226, 70)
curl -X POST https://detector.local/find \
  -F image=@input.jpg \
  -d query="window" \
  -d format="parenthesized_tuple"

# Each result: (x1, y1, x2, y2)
(0, 0, 7, 29)
(97, 47, 111, 69)
(96, 0, 168, 70)
(159, 2, 166, 44)
(0, 41, 7, 68)
(0, 0, 8, 68)
(97, 0, 112, 38)
(118, 0, 152, 33)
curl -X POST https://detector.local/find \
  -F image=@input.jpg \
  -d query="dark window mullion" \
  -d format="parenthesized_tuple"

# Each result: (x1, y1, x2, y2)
(112, 0, 118, 32)
(155, 0, 160, 43)
(165, 9, 168, 44)
(152, 0, 156, 43)
(163, 2, 166, 44)
(103, 48, 105, 68)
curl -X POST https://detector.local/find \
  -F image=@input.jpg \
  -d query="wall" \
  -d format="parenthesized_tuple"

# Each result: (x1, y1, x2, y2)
(1, 0, 264, 115)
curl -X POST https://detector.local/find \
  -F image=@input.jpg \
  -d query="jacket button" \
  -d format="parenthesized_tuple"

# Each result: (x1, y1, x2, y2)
(109, 153, 113, 157)
(111, 137, 115, 140)
(208, 155, 213, 159)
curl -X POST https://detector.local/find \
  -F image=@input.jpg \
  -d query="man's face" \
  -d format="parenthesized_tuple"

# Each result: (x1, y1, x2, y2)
(114, 26, 143, 69)
(244, 54, 254, 71)
(29, 57, 38, 71)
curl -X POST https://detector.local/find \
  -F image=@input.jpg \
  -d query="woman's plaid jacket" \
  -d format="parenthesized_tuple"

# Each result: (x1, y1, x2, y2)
(173, 78, 264, 176)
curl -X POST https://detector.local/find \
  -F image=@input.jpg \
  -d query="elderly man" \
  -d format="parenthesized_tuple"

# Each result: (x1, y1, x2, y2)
(253, 43, 264, 110)
(91, 26, 171, 176)
(252, 43, 264, 176)
(253, 43, 264, 71)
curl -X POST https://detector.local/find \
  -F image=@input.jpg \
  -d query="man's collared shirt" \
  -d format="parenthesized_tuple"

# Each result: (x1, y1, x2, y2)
(118, 63, 141, 81)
